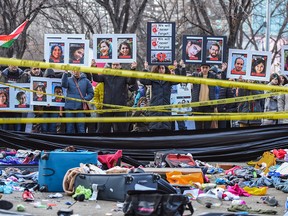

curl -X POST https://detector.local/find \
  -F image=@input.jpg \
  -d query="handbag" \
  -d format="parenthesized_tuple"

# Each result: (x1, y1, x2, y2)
(73, 78, 90, 111)
(123, 190, 194, 216)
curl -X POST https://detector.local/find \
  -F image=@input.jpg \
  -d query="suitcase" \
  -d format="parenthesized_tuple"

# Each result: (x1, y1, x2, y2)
(74, 173, 160, 202)
(38, 151, 97, 192)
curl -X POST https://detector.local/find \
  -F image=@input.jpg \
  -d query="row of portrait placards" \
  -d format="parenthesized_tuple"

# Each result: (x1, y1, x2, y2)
(0, 78, 67, 111)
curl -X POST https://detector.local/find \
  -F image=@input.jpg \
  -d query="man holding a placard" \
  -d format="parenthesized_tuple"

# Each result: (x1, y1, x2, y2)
(191, 63, 217, 130)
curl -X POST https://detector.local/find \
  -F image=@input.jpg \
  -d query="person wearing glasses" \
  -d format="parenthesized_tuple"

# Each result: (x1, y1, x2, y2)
(191, 63, 218, 130)
(139, 60, 186, 131)
(93, 62, 137, 133)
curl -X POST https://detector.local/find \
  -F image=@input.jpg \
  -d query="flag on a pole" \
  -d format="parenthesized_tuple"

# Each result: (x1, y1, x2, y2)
(0, 20, 29, 48)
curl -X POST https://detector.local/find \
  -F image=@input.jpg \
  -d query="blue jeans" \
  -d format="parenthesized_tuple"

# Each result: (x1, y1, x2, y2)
(65, 112, 86, 133)
(41, 113, 58, 133)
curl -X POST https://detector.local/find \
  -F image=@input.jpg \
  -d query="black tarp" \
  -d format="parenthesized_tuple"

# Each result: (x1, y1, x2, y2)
(1, 124, 287, 162)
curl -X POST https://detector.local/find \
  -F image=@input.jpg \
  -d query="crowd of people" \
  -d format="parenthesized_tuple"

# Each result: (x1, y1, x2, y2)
(0, 58, 287, 134)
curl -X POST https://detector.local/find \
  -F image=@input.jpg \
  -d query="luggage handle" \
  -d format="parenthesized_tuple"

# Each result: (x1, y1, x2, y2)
(42, 168, 55, 176)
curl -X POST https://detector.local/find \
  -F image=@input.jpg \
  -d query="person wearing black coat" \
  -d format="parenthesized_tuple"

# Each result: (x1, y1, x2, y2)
(93, 62, 137, 133)
(139, 60, 186, 131)
(191, 63, 217, 130)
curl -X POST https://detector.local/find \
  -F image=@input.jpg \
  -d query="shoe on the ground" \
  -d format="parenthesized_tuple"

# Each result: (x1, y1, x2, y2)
(22, 189, 34, 201)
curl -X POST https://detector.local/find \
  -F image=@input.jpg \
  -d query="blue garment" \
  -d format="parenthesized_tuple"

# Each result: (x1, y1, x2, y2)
(61, 73, 94, 110)
(41, 113, 58, 133)
(66, 112, 86, 133)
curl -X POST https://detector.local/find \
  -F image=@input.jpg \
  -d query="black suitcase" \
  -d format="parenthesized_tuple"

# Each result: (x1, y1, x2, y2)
(74, 173, 160, 202)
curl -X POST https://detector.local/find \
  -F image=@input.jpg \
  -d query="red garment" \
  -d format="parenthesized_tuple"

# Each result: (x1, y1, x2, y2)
(273, 149, 286, 159)
(98, 150, 122, 169)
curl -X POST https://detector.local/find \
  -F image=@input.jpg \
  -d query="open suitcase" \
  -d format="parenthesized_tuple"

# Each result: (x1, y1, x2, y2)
(38, 151, 97, 192)
(74, 173, 160, 202)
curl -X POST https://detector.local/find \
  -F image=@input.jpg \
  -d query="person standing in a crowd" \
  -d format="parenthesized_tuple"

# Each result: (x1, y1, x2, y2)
(237, 77, 264, 127)
(0, 64, 29, 131)
(140, 60, 186, 131)
(262, 73, 281, 125)
(191, 63, 218, 130)
(41, 69, 62, 133)
(62, 70, 94, 133)
(93, 62, 137, 133)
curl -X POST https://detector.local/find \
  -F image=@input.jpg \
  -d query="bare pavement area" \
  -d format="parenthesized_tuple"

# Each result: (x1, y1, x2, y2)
(0, 166, 287, 216)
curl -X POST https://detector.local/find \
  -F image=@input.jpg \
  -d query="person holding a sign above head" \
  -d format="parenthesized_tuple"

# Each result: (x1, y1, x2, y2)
(49, 44, 64, 63)
(98, 40, 112, 59)
(207, 43, 220, 61)
(231, 57, 246, 75)
(118, 41, 132, 58)
(69, 46, 84, 64)
(93, 62, 137, 133)
(191, 63, 218, 130)
(140, 60, 186, 131)
(251, 58, 266, 77)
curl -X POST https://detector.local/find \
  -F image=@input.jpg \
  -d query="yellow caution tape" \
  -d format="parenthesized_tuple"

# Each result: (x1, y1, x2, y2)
(1, 57, 288, 93)
(0, 112, 286, 124)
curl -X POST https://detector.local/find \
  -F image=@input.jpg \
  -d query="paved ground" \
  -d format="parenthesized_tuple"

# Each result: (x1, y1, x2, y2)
(1, 182, 286, 216)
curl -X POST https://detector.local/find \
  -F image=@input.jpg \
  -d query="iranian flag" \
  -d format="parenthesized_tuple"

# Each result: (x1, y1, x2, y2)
(0, 20, 29, 48)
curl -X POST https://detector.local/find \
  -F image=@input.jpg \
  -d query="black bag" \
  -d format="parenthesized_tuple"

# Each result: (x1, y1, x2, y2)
(74, 173, 160, 202)
(154, 150, 194, 168)
(123, 190, 194, 216)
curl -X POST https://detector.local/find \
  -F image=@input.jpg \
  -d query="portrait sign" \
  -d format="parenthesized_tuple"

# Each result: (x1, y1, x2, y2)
(170, 83, 195, 130)
(44, 34, 89, 66)
(0, 84, 33, 111)
(183, 36, 203, 63)
(183, 36, 226, 65)
(96, 37, 113, 60)
(147, 22, 176, 65)
(93, 34, 137, 63)
(30, 77, 66, 106)
(227, 49, 271, 81)
(68, 40, 89, 66)
(281, 45, 288, 75)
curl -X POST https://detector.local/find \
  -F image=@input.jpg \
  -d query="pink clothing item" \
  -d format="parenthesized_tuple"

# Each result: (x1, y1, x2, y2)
(224, 166, 242, 175)
(227, 184, 251, 197)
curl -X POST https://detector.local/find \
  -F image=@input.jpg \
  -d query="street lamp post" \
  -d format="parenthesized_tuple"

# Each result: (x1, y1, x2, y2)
(265, 0, 271, 51)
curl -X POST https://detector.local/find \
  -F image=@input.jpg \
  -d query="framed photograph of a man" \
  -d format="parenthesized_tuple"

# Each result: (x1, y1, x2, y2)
(51, 82, 66, 104)
(97, 38, 112, 59)
(183, 36, 203, 63)
(227, 49, 249, 79)
(206, 37, 224, 64)
(281, 45, 288, 75)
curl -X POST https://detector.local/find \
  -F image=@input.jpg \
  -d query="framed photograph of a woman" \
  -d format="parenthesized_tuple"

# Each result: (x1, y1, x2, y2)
(51, 81, 66, 106)
(97, 38, 112, 59)
(48, 42, 65, 63)
(0, 87, 9, 109)
(183, 36, 203, 63)
(117, 38, 133, 59)
(249, 51, 271, 81)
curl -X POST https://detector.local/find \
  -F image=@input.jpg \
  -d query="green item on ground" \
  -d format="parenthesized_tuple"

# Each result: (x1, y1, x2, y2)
(228, 204, 277, 215)
(16, 204, 25, 212)
(72, 185, 92, 200)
